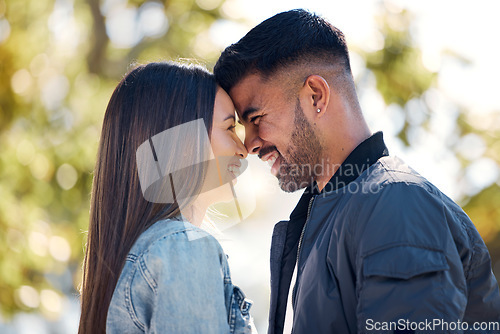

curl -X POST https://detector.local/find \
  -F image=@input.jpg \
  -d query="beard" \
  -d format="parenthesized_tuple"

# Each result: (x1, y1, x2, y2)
(277, 101, 323, 193)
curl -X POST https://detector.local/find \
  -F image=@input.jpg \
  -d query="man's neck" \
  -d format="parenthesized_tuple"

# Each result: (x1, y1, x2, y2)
(314, 131, 387, 193)
(315, 132, 372, 191)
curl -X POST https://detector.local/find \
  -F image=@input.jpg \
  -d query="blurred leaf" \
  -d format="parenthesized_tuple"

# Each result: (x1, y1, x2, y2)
(463, 184, 500, 245)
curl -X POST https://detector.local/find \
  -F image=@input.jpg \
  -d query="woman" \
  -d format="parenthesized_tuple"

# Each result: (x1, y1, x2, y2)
(78, 62, 254, 333)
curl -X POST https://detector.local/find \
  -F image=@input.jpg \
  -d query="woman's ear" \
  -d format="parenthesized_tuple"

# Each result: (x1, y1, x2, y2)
(299, 75, 330, 117)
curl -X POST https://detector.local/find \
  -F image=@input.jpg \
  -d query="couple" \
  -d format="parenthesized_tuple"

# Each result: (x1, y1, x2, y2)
(79, 9, 500, 334)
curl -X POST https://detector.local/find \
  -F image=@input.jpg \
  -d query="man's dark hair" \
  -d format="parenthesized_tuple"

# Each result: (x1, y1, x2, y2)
(214, 9, 352, 93)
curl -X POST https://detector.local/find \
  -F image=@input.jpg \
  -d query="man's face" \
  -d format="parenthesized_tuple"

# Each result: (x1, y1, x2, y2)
(229, 74, 323, 192)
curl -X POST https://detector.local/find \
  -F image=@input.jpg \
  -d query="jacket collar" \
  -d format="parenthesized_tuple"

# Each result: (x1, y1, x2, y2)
(293, 131, 389, 214)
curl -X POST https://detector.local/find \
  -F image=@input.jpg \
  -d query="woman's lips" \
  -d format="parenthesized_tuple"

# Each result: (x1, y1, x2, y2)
(227, 164, 240, 177)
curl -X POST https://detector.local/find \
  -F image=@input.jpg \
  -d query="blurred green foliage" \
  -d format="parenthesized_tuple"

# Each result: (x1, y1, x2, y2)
(359, 7, 500, 275)
(362, 9, 436, 146)
(0, 0, 498, 321)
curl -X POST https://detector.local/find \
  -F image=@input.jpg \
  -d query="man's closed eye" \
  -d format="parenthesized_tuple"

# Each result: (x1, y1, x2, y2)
(250, 115, 262, 124)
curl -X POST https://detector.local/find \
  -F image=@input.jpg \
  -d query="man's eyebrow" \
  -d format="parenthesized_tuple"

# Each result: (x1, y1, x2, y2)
(241, 107, 259, 122)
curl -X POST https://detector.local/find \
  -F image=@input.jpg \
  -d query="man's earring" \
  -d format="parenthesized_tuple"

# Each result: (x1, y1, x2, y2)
(317, 108, 321, 113)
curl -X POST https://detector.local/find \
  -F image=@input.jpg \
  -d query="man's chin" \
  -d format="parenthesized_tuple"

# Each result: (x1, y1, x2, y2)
(278, 176, 314, 193)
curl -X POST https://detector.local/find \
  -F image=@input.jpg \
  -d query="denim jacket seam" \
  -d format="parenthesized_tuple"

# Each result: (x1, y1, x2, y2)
(228, 286, 236, 333)
(133, 227, 200, 260)
(125, 266, 147, 331)
(126, 254, 138, 262)
(139, 255, 157, 293)
(223, 259, 232, 284)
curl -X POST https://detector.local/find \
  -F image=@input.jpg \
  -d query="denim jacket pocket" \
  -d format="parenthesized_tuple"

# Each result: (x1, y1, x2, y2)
(229, 285, 255, 333)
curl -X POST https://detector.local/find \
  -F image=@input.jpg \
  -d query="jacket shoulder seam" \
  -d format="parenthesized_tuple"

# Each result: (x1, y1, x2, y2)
(378, 159, 397, 183)
(134, 227, 210, 259)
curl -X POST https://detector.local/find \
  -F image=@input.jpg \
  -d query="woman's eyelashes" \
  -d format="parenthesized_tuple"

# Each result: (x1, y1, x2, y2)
(227, 124, 236, 132)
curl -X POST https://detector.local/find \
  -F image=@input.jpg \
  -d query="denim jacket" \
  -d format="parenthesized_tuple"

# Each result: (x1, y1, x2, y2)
(107, 218, 255, 333)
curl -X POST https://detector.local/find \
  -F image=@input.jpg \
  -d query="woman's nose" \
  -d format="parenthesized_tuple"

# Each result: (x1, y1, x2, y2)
(236, 137, 248, 159)
(244, 127, 262, 155)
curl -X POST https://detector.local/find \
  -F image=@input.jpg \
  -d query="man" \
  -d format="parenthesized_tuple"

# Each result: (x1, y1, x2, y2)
(214, 9, 500, 334)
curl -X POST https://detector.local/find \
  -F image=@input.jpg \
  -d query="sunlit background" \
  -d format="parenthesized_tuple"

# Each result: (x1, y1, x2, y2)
(1, 0, 499, 333)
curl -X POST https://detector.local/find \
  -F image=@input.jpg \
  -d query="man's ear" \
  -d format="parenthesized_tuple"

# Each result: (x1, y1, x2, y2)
(299, 75, 330, 117)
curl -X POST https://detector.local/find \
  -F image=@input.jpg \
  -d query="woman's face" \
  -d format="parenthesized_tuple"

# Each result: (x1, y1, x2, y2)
(211, 87, 247, 176)
(200, 88, 247, 203)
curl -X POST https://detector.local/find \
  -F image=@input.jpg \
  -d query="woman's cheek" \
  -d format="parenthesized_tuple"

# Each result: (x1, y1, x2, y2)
(213, 130, 235, 157)
(210, 129, 224, 156)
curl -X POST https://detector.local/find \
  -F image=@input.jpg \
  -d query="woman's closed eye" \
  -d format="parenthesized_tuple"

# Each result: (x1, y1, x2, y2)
(227, 124, 236, 132)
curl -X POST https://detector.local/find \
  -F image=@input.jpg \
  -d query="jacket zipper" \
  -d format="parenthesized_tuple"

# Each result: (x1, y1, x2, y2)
(296, 196, 315, 265)
(291, 196, 315, 334)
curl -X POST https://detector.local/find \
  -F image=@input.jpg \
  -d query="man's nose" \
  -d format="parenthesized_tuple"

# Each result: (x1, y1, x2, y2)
(244, 126, 262, 155)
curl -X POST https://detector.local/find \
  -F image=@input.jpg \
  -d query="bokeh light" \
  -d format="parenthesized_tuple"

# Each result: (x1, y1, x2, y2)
(55, 164, 77, 190)
(16, 286, 40, 309)
(48, 236, 71, 262)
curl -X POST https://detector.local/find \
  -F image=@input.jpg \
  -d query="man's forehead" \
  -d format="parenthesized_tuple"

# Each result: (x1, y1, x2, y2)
(229, 73, 269, 114)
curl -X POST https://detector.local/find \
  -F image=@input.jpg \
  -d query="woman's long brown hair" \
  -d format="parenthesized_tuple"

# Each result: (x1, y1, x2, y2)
(78, 62, 216, 333)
